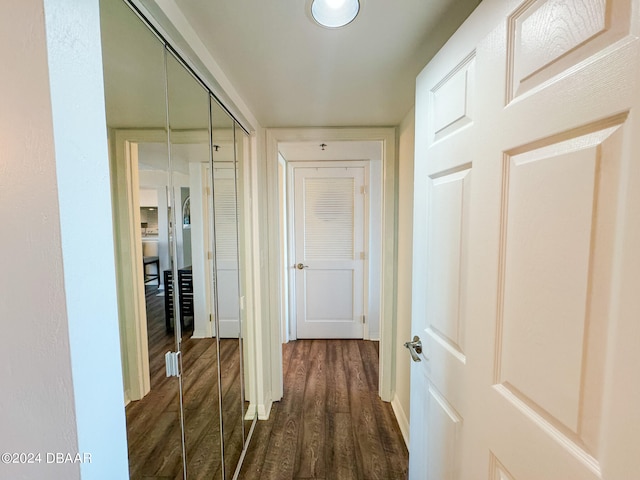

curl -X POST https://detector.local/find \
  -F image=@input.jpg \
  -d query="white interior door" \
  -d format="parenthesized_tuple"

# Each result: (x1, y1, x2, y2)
(409, 0, 640, 478)
(408, 32, 476, 480)
(293, 166, 365, 339)
(213, 166, 241, 338)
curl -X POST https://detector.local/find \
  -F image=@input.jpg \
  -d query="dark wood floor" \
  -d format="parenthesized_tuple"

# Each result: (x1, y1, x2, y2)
(238, 339, 409, 480)
(126, 285, 246, 480)
(128, 287, 408, 479)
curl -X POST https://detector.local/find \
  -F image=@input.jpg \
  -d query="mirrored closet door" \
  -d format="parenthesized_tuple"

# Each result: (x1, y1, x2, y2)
(100, 0, 187, 477)
(100, 0, 256, 478)
(235, 122, 255, 448)
(166, 50, 225, 479)
(210, 100, 248, 477)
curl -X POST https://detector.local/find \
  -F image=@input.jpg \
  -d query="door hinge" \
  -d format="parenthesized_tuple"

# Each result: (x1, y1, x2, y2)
(360, 251, 365, 260)
(207, 251, 213, 260)
(165, 351, 181, 377)
(360, 185, 367, 195)
(362, 315, 366, 324)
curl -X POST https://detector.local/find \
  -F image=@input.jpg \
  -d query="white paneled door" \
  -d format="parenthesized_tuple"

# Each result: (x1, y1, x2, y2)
(293, 166, 365, 338)
(409, 0, 640, 479)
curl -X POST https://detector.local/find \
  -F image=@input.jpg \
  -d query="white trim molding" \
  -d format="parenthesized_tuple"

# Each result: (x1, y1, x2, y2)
(264, 127, 398, 403)
(110, 129, 162, 401)
(391, 393, 410, 448)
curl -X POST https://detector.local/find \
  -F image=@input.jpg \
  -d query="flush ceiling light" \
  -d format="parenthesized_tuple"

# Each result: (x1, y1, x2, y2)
(311, 0, 360, 28)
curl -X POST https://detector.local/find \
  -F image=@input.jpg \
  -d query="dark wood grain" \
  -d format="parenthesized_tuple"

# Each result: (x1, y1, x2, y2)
(239, 339, 408, 480)
(326, 340, 350, 414)
(295, 341, 327, 479)
(126, 285, 246, 480)
(237, 342, 297, 478)
(326, 413, 359, 480)
(128, 291, 408, 480)
(259, 412, 300, 480)
(344, 340, 387, 480)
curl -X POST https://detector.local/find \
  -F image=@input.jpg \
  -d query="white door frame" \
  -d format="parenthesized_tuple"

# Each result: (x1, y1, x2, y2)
(265, 127, 397, 402)
(111, 129, 157, 402)
(111, 128, 213, 402)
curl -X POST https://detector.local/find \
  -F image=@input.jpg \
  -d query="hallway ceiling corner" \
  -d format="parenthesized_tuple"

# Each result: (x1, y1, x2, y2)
(170, 0, 481, 128)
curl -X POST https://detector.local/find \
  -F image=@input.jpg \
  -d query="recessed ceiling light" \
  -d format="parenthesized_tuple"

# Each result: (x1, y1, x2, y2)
(311, 0, 360, 29)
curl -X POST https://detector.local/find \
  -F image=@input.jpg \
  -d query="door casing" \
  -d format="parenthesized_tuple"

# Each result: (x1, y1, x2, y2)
(265, 127, 397, 403)
(111, 128, 217, 401)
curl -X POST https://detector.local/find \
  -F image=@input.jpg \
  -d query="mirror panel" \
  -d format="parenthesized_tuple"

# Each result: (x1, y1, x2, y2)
(166, 51, 224, 479)
(100, 0, 183, 477)
(102, 2, 255, 478)
(211, 99, 245, 477)
(235, 122, 257, 442)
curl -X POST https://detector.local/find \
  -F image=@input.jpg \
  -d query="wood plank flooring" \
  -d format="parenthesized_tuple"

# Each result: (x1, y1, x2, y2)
(128, 287, 408, 479)
(126, 285, 246, 480)
(239, 340, 409, 480)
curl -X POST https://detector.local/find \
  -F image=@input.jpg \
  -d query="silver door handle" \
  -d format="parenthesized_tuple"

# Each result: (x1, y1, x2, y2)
(296, 263, 309, 270)
(404, 336, 422, 362)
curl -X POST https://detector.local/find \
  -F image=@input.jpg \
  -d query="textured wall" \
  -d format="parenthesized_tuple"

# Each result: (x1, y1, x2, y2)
(0, 1, 80, 478)
(0, 0, 128, 478)
(43, 0, 129, 477)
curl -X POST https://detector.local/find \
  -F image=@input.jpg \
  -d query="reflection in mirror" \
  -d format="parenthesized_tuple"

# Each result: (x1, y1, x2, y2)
(166, 51, 223, 479)
(211, 99, 245, 477)
(100, 0, 184, 477)
(235, 122, 257, 443)
(102, 1, 254, 477)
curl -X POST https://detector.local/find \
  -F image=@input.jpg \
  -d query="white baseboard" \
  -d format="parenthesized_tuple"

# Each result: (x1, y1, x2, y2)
(244, 403, 256, 421)
(258, 395, 273, 420)
(244, 396, 273, 420)
(190, 328, 210, 339)
(391, 393, 410, 448)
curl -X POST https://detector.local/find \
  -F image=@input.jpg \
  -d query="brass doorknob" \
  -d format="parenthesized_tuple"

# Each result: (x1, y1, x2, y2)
(296, 263, 309, 270)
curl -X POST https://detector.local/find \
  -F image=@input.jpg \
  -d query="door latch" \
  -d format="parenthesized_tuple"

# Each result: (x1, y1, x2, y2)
(404, 336, 423, 362)
(296, 263, 309, 270)
(165, 351, 181, 377)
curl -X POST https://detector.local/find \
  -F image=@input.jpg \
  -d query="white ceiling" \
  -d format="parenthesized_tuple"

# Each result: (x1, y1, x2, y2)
(279, 140, 381, 162)
(170, 0, 481, 128)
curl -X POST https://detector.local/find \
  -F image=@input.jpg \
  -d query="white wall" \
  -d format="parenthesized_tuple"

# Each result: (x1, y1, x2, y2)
(0, 1, 128, 478)
(0, 3, 80, 478)
(139, 188, 159, 207)
(392, 107, 416, 446)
